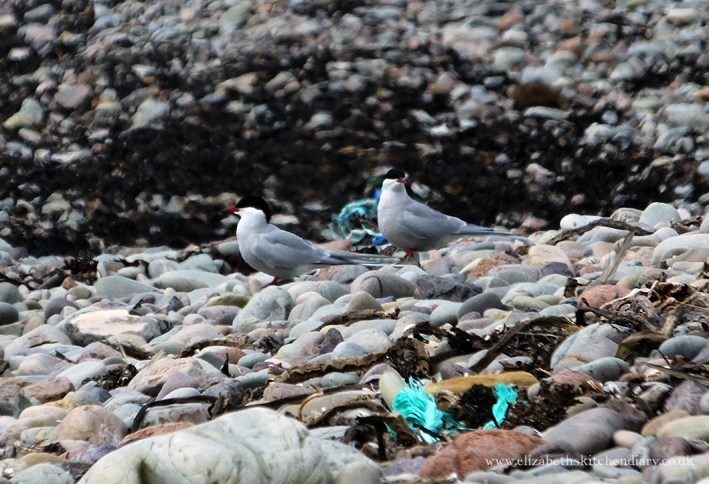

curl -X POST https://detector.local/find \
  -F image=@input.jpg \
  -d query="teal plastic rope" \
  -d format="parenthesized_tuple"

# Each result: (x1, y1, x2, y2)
(333, 199, 381, 243)
(392, 379, 446, 443)
(483, 383, 518, 429)
(391, 381, 519, 442)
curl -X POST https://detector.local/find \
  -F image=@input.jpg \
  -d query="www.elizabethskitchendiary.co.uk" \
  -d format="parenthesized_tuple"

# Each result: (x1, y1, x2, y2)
(485, 455, 695, 467)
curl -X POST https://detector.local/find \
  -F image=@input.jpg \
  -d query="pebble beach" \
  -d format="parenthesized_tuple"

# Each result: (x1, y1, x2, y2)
(1, 0, 709, 483)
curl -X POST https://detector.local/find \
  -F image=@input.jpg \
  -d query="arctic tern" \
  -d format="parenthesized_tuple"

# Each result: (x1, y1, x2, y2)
(226, 195, 398, 284)
(377, 169, 519, 256)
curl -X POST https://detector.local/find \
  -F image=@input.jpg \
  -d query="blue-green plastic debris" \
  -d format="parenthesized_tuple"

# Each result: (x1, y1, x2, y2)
(392, 380, 519, 443)
(483, 384, 519, 429)
(328, 169, 396, 245)
(392, 379, 452, 443)
(332, 198, 383, 244)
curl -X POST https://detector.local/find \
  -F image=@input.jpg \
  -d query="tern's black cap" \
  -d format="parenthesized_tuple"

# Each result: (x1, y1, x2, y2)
(236, 195, 272, 223)
(383, 168, 406, 180)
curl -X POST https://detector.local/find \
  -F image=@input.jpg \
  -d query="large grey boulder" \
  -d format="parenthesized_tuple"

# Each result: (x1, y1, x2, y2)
(79, 407, 334, 484)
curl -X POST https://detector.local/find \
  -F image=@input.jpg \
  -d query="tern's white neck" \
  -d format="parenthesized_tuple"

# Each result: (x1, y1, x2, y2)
(236, 207, 268, 238)
(380, 179, 408, 207)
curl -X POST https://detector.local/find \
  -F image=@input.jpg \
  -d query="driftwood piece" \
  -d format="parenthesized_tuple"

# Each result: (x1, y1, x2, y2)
(547, 218, 652, 245)
(671, 216, 702, 234)
(598, 233, 634, 284)
(314, 308, 400, 332)
(300, 397, 383, 428)
(643, 362, 709, 387)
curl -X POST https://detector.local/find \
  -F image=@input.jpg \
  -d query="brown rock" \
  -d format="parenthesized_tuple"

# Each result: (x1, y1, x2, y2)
(315, 266, 339, 281)
(578, 264, 604, 276)
(519, 217, 549, 233)
(20, 376, 73, 403)
(262, 382, 316, 402)
(559, 19, 580, 35)
(61, 277, 78, 290)
(21, 317, 45, 335)
(590, 49, 615, 63)
(428, 72, 457, 96)
(577, 285, 630, 309)
(693, 87, 709, 102)
(557, 37, 584, 58)
(622, 246, 655, 265)
(547, 369, 604, 394)
(120, 422, 194, 446)
(419, 429, 544, 479)
(206, 346, 246, 364)
(0, 377, 30, 402)
(496, 11, 524, 30)
(421, 254, 452, 275)
(128, 357, 207, 397)
(470, 253, 521, 277)
(50, 405, 127, 445)
(576, 83, 595, 97)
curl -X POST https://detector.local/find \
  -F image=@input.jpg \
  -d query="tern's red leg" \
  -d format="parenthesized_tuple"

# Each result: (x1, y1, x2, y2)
(266, 277, 279, 287)
(404, 249, 418, 258)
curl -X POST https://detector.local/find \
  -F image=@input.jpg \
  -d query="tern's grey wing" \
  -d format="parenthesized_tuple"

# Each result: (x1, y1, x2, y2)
(398, 199, 466, 240)
(253, 228, 325, 270)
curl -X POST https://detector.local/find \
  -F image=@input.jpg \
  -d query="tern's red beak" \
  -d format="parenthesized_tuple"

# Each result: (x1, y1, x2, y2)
(222, 206, 239, 214)
(396, 178, 406, 183)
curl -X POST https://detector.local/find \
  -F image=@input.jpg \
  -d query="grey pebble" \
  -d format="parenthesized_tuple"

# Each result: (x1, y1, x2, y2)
(659, 334, 709, 360)
(233, 287, 294, 333)
(0, 302, 19, 326)
(457, 292, 506, 319)
(574, 357, 631, 382)
(350, 271, 416, 299)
